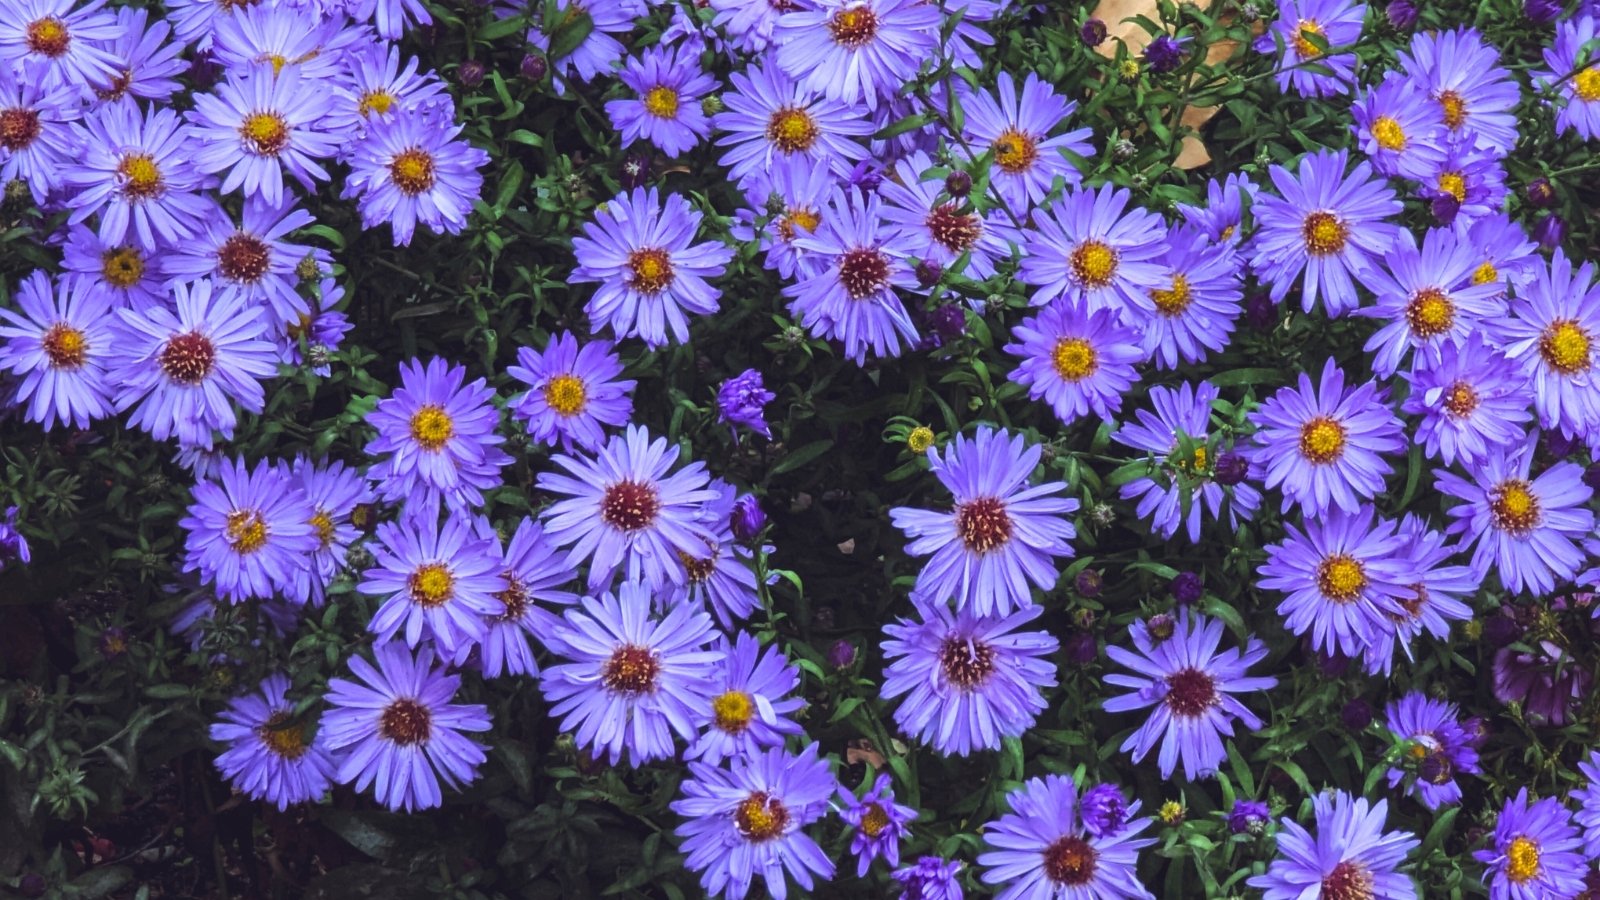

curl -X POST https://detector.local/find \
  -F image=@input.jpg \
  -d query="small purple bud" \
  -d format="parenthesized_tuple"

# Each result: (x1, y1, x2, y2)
(1170, 571, 1203, 606)
(520, 53, 548, 81)
(1227, 799, 1270, 835)
(717, 369, 775, 439)
(1213, 452, 1249, 486)
(1527, 177, 1558, 209)
(1534, 214, 1566, 251)
(847, 160, 883, 193)
(1460, 716, 1490, 748)
(1064, 631, 1098, 665)
(19, 874, 46, 898)
(1147, 613, 1176, 642)
(1340, 697, 1373, 731)
(827, 639, 857, 669)
(1081, 18, 1108, 46)
(457, 59, 487, 90)
(730, 495, 767, 541)
(1071, 607, 1096, 629)
(944, 170, 972, 197)
(1143, 35, 1187, 74)
(1525, 0, 1563, 23)
(1074, 568, 1103, 598)
(187, 50, 221, 89)
(915, 259, 944, 288)
(1079, 784, 1129, 837)
(930, 304, 965, 340)
(1245, 292, 1278, 331)
(1430, 192, 1460, 227)
(1386, 0, 1418, 28)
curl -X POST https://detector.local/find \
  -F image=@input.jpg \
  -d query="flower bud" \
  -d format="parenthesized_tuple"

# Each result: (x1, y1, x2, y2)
(1113, 138, 1136, 161)
(1079, 784, 1129, 836)
(1340, 697, 1373, 731)
(915, 259, 943, 288)
(18, 874, 46, 898)
(1245, 292, 1278, 331)
(1386, 0, 1418, 28)
(700, 94, 724, 116)
(1534, 214, 1566, 250)
(1213, 452, 1249, 486)
(1430, 192, 1460, 227)
(1524, 0, 1563, 24)
(520, 53, 547, 81)
(1170, 571, 1203, 605)
(930, 304, 965, 340)
(1483, 612, 1522, 648)
(1526, 177, 1558, 209)
(944, 170, 972, 197)
(827, 639, 857, 669)
(1064, 631, 1098, 665)
(1227, 799, 1269, 835)
(456, 59, 487, 90)
(620, 153, 651, 190)
(1147, 613, 1176, 642)
(188, 50, 221, 89)
(1080, 18, 1108, 47)
(731, 494, 767, 541)
(1074, 568, 1103, 598)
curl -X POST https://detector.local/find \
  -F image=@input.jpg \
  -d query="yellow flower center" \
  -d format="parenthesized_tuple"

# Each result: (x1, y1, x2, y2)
(1051, 337, 1097, 381)
(1506, 836, 1541, 883)
(1293, 19, 1324, 58)
(1151, 274, 1192, 316)
(1298, 415, 1346, 464)
(409, 404, 455, 450)
(1490, 480, 1541, 535)
(766, 107, 819, 153)
(1471, 261, 1498, 286)
(828, 7, 878, 47)
(310, 510, 335, 548)
(907, 426, 935, 453)
(1316, 554, 1367, 602)
(1302, 211, 1348, 256)
(408, 563, 455, 607)
(389, 148, 436, 196)
(1438, 172, 1467, 203)
(1539, 320, 1591, 375)
(117, 153, 163, 199)
(1404, 288, 1455, 338)
(41, 323, 87, 369)
(240, 112, 290, 155)
(1438, 90, 1466, 129)
(225, 510, 269, 554)
(643, 85, 679, 118)
(544, 373, 587, 416)
(711, 689, 754, 733)
(1443, 381, 1479, 417)
(1575, 69, 1600, 103)
(628, 247, 674, 293)
(776, 206, 821, 243)
(1371, 115, 1406, 151)
(359, 89, 395, 117)
(992, 129, 1038, 174)
(25, 17, 70, 57)
(258, 712, 309, 760)
(861, 802, 890, 838)
(1069, 240, 1117, 288)
(734, 793, 789, 841)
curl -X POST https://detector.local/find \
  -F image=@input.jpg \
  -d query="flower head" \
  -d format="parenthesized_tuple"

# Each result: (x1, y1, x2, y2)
(180, 457, 317, 604)
(1017, 183, 1170, 314)
(1247, 791, 1420, 899)
(1357, 226, 1506, 377)
(1494, 249, 1600, 443)
(1401, 334, 1532, 469)
(712, 61, 872, 198)
(1473, 790, 1588, 900)
(1253, 0, 1365, 97)
(686, 630, 804, 765)
(359, 513, 507, 656)
(0, 271, 116, 429)
(507, 331, 635, 452)
(210, 674, 336, 811)
(977, 774, 1156, 900)
(1382, 692, 1480, 810)
(606, 44, 716, 157)
(956, 71, 1093, 215)
(717, 369, 775, 439)
(185, 63, 342, 207)
(1005, 299, 1145, 427)
(772, 0, 940, 112)
(1398, 27, 1520, 156)
(839, 773, 918, 876)
(343, 111, 488, 247)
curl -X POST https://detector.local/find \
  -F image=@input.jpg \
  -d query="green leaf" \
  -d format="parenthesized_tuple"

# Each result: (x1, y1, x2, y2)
(1208, 368, 1286, 387)
(544, 4, 595, 62)
(770, 439, 835, 475)
(874, 112, 933, 140)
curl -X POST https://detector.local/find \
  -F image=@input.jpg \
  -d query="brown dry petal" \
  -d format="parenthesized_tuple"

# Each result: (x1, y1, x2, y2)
(846, 740, 886, 769)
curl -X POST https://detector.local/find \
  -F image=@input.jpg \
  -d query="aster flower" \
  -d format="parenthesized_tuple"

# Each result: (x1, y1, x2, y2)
(1228, 800, 1270, 835)
(350, 0, 433, 40)
(278, 279, 352, 375)
(839, 773, 917, 876)
(1005, 300, 1144, 426)
(672, 743, 838, 900)
(606, 45, 716, 158)
(1492, 640, 1592, 726)
(784, 187, 922, 364)
(893, 857, 964, 900)
(880, 599, 1058, 756)
(0, 271, 116, 429)
(459, 517, 576, 679)
(1357, 227, 1507, 377)
(1135, 225, 1243, 369)
(1258, 506, 1413, 659)
(730, 155, 834, 279)
(360, 513, 505, 656)
(709, 0, 789, 52)
(772, 0, 939, 112)
(717, 369, 775, 439)
(1249, 149, 1402, 318)
(571, 187, 734, 349)
(687, 631, 803, 765)
(62, 99, 209, 253)
(1362, 515, 1476, 674)
(1536, 17, 1600, 140)
(343, 110, 489, 247)
(60, 225, 165, 310)
(1103, 612, 1275, 781)
(209, 674, 337, 810)
(889, 428, 1077, 616)
(164, 196, 327, 331)
(879, 150, 1016, 281)
(186, 63, 342, 207)
(956, 71, 1094, 215)
(1017, 182, 1170, 314)
(209, 3, 359, 82)
(340, 45, 448, 126)
(1253, 0, 1365, 97)
(711, 62, 873, 197)
(978, 774, 1156, 900)
(1078, 783, 1132, 837)
(283, 458, 371, 608)
(1398, 27, 1520, 156)
(1144, 34, 1189, 72)
(1112, 381, 1262, 543)
(0, 64, 84, 205)
(1247, 791, 1419, 899)
(90, 7, 186, 106)
(1401, 334, 1531, 468)
(1245, 357, 1405, 516)
(1572, 751, 1600, 851)
(1435, 434, 1594, 595)
(1461, 215, 1540, 299)
(507, 331, 635, 452)
(0, 0, 120, 92)
(180, 456, 318, 603)
(1351, 72, 1447, 180)
(0, 507, 29, 573)
(1495, 250, 1600, 443)
(164, 0, 254, 48)
(364, 357, 511, 519)
(1382, 692, 1480, 810)
(110, 279, 279, 450)
(538, 424, 720, 592)
(1176, 173, 1255, 246)
(1474, 790, 1588, 899)
(323, 642, 491, 812)
(539, 580, 718, 766)
(1421, 140, 1509, 226)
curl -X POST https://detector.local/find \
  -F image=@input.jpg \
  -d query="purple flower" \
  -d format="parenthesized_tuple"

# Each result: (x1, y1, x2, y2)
(0, 507, 28, 572)
(1228, 799, 1270, 835)
(283, 458, 371, 609)
(717, 369, 775, 439)
(180, 457, 317, 604)
(572, 187, 734, 349)
(711, 61, 873, 198)
(1258, 506, 1412, 659)
(730, 494, 767, 541)
(507, 331, 636, 453)
(977, 774, 1155, 899)
(1176, 173, 1254, 246)
(1252, 0, 1365, 97)
(209, 674, 336, 810)
(322, 642, 491, 812)
(839, 773, 918, 876)
(458, 517, 576, 678)
(1399, 28, 1520, 156)
(185, 63, 342, 207)
(889, 428, 1078, 616)
(893, 857, 964, 900)
(1247, 792, 1419, 898)
(1350, 72, 1447, 182)
(1078, 783, 1130, 837)
(164, 196, 327, 333)
(1357, 226, 1506, 377)
(1535, 16, 1600, 140)
(92, 7, 186, 105)
(59, 225, 164, 310)
(880, 599, 1058, 756)
(1533, 214, 1567, 250)
(772, 0, 940, 112)
(210, 3, 360, 84)
(605, 44, 716, 158)
(1143, 34, 1188, 73)
(341, 45, 449, 125)
(359, 512, 507, 657)
(686, 630, 803, 765)
(0, 271, 115, 430)
(1362, 515, 1475, 675)
(1018, 183, 1170, 315)
(1492, 640, 1593, 727)
(1401, 334, 1532, 469)
(1005, 300, 1145, 426)
(1474, 790, 1589, 899)
(956, 71, 1094, 216)
(358, 0, 433, 40)
(343, 111, 489, 247)
(1382, 692, 1480, 810)
(879, 150, 1017, 281)
(1135, 226, 1244, 369)
(526, 0, 637, 93)
(0, 0, 120, 92)
(62, 103, 208, 253)
(0, 65, 85, 205)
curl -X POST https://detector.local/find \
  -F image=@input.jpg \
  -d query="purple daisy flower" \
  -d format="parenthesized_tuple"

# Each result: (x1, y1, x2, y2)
(1398, 27, 1520, 156)
(209, 3, 360, 83)
(1456, 214, 1537, 302)
(879, 150, 1016, 281)
(1363, 514, 1476, 674)
(1434, 434, 1594, 596)
(1350, 72, 1447, 180)
(1421, 139, 1509, 226)
(1228, 800, 1270, 835)
(888, 427, 1078, 616)
(1135, 225, 1243, 369)
(210, 674, 336, 811)
(179, 456, 318, 603)
(91, 7, 186, 106)
(0, 271, 116, 429)
(1494, 250, 1600, 443)
(1493, 640, 1591, 727)
(1536, 17, 1600, 140)
(977, 774, 1155, 900)
(1103, 611, 1275, 781)
(1357, 226, 1507, 377)
(0, 506, 28, 573)
(956, 70, 1094, 215)
(1249, 149, 1402, 318)
(1253, 0, 1365, 97)
(1112, 381, 1262, 543)
(893, 857, 964, 900)
(606, 44, 716, 158)
(1573, 751, 1600, 851)
(343, 110, 489, 247)
(60, 224, 165, 310)
(62, 99, 208, 253)
(457, 517, 576, 679)
(0, 0, 120, 92)
(717, 369, 775, 439)
(730, 155, 834, 279)
(880, 599, 1058, 756)
(186, 63, 342, 207)
(1079, 783, 1131, 837)
(712, 61, 874, 196)
(1244, 357, 1405, 516)
(283, 457, 371, 608)
(672, 743, 838, 900)
(1474, 790, 1588, 899)
(360, 513, 506, 657)
(1017, 182, 1170, 315)
(1382, 692, 1480, 810)
(351, 0, 432, 40)
(539, 580, 718, 766)
(278, 279, 352, 376)
(709, 0, 790, 52)
(1401, 334, 1531, 469)
(687, 630, 804, 765)
(340, 44, 448, 126)
(110, 279, 279, 450)
(364, 357, 511, 519)
(507, 331, 635, 453)
(772, 0, 940, 112)
(1247, 792, 1419, 899)
(1176, 172, 1255, 246)
(1257, 505, 1413, 659)
(784, 186, 922, 365)
(571, 186, 734, 349)
(0, 65, 83, 205)
(839, 773, 917, 876)
(537, 424, 720, 592)
(323, 642, 491, 812)
(164, 196, 327, 332)
(1004, 299, 1144, 426)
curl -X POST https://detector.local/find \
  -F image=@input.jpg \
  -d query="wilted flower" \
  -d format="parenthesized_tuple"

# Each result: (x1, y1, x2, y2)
(717, 369, 775, 439)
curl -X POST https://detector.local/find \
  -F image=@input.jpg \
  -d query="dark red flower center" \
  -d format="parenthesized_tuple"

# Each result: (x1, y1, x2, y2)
(602, 644, 660, 694)
(41, 323, 87, 369)
(379, 698, 432, 745)
(218, 233, 272, 284)
(838, 248, 891, 300)
(1164, 667, 1217, 717)
(493, 576, 529, 622)
(1042, 835, 1097, 885)
(600, 480, 660, 531)
(955, 496, 1012, 553)
(734, 791, 790, 841)
(25, 17, 70, 57)
(0, 108, 41, 151)
(1321, 860, 1375, 900)
(926, 203, 981, 253)
(938, 636, 995, 689)
(828, 6, 878, 47)
(159, 332, 216, 385)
